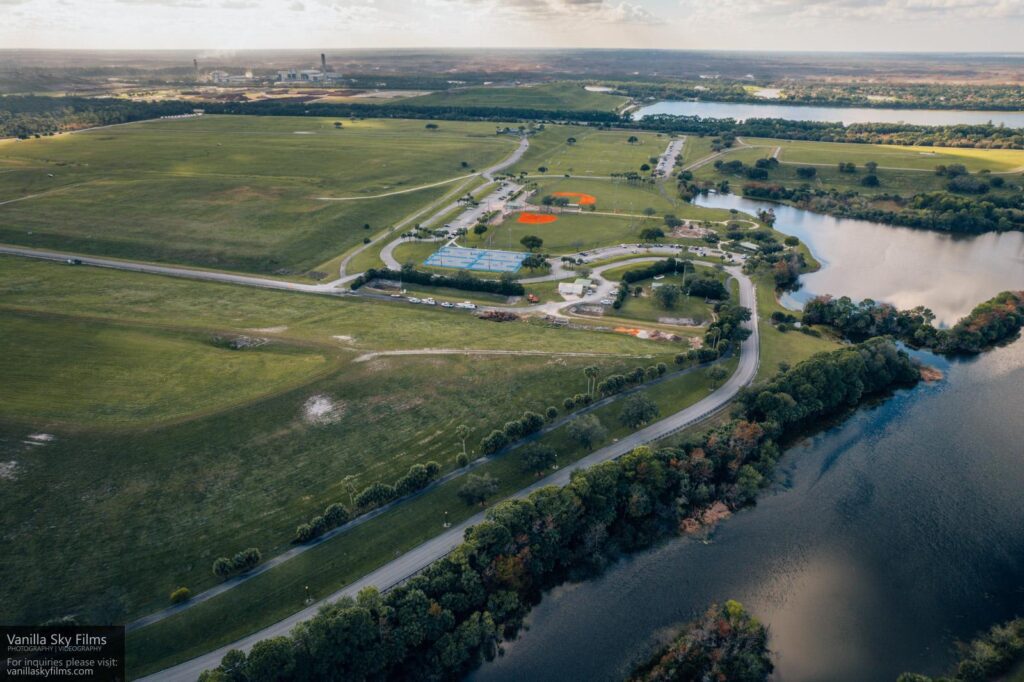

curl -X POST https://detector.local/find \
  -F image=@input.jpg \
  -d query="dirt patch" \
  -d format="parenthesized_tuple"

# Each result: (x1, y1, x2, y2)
(552, 191, 596, 205)
(332, 335, 355, 343)
(918, 364, 944, 382)
(0, 461, 18, 481)
(518, 212, 558, 224)
(248, 326, 288, 334)
(209, 186, 277, 204)
(658, 317, 701, 326)
(302, 394, 346, 425)
(670, 222, 712, 239)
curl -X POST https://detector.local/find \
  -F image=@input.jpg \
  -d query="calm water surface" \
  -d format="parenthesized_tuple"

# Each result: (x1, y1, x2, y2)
(634, 100, 1024, 128)
(472, 200, 1024, 681)
(695, 192, 1024, 326)
(473, 344, 1024, 682)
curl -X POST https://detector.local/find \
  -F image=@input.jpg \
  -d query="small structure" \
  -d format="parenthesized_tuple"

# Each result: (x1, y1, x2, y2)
(559, 281, 585, 297)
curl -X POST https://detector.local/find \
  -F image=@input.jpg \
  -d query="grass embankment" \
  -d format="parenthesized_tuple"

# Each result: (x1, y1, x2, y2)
(512, 125, 669, 177)
(0, 256, 679, 628)
(0, 116, 514, 273)
(395, 82, 628, 113)
(598, 262, 731, 326)
(126, 353, 738, 677)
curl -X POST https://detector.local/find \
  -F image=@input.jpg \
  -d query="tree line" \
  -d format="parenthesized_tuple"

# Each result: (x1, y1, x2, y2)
(198, 337, 919, 682)
(898, 616, 1024, 682)
(0, 95, 196, 138)
(802, 291, 1024, 355)
(350, 267, 525, 296)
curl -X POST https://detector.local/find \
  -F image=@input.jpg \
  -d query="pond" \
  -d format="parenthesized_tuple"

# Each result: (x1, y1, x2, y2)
(633, 100, 1024, 128)
(695, 192, 1024, 326)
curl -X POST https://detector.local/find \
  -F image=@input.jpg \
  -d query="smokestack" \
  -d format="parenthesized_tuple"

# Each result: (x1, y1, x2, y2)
(321, 53, 326, 70)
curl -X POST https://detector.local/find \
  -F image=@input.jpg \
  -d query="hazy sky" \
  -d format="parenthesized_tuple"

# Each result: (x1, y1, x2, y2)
(3, 0, 1024, 51)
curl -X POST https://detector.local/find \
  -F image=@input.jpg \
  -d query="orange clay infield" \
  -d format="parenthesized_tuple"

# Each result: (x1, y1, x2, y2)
(517, 213, 559, 224)
(553, 191, 597, 205)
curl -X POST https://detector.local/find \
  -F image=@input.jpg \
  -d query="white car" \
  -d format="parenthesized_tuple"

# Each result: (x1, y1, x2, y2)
(389, 293, 402, 298)
(423, 297, 437, 306)
(456, 301, 477, 310)
(407, 297, 422, 304)
(599, 299, 613, 305)
(440, 301, 455, 308)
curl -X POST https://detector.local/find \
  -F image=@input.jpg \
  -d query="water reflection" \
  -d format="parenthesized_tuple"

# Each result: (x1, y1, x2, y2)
(473, 344, 1024, 682)
(694, 192, 1024, 326)
(633, 100, 1024, 128)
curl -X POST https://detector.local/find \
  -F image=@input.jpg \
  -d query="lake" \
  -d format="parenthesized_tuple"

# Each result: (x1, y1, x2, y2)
(633, 100, 1024, 128)
(472, 343, 1024, 682)
(695, 192, 1024, 326)
(471, 199, 1024, 682)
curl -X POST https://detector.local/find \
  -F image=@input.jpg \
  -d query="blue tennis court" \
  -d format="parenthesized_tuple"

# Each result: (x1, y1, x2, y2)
(423, 246, 528, 273)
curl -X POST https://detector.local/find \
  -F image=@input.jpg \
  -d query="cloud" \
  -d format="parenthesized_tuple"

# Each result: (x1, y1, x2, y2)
(220, 0, 259, 7)
(423, 0, 662, 23)
(289, 0, 304, 8)
(677, 0, 1024, 22)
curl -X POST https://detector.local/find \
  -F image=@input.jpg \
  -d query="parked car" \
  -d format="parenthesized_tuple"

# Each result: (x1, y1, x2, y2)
(407, 297, 422, 304)
(440, 301, 455, 308)
(423, 298, 437, 306)
(599, 299, 613, 305)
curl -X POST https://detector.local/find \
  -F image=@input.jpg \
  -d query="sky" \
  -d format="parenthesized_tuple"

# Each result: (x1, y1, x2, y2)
(3, 0, 1024, 52)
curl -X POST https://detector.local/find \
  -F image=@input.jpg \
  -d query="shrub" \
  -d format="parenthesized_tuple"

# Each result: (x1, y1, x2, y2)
(324, 503, 349, 527)
(212, 557, 233, 579)
(458, 473, 499, 506)
(480, 430, 508, 455)
(232, 548, 262, 573)
(455, 453, 469, 468)
(545, 406, 559, 420)
(170, 587, 191, 604)
(354, 482, 396, 510)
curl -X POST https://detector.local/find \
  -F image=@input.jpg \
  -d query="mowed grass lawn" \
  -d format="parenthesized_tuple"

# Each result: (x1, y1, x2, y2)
(0, 116, 514, 273)
(743, 136, 1024, 172)
(513, 125, 671, 176)
(394, 82, 629, 112)
(0, 256, 675, 626)
(0, 312, 334, 427)
(601, 263, 730, 326)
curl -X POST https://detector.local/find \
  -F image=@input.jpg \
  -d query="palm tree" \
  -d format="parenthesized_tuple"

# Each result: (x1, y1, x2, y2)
(454, 424, 470, 456)
(584, 366, 600, 395)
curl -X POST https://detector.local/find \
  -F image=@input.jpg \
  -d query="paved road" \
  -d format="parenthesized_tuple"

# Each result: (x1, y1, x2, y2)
(141, 265, 758, 682)
(0, 245, 356, 294)
(654, 138, 685, 177)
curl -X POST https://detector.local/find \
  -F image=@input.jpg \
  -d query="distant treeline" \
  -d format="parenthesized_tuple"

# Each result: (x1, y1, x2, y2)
(5, 95, 1024, 150)
(898, 616, 1024, 682)
(0, 95, 195, 138)
(612, 80, 1024, 112)
(803, 291, 1024, 355)
(197, 337, 920, 682)
(637, 115, 1024, 149)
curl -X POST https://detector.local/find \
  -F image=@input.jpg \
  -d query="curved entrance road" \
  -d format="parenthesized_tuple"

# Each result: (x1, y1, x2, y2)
(141, 266, 758, 682)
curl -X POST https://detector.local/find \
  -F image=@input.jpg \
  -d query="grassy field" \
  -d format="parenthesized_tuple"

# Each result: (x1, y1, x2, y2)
(0, 116, 514, 273)
(394, 82, 629, 112)
(126, 353, 738, 677)
(0, 312, 333, 428)
(512, 125, 670, 176)
(0, 256, 682, 625)
(692, 138, 1024, 198)
(751, 272, 840, 382)
(599, 263, 730, 326)
(743, 137, 1024, 172)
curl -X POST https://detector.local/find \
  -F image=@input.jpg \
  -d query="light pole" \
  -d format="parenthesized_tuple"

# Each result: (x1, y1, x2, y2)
(443, 511, 451, 528)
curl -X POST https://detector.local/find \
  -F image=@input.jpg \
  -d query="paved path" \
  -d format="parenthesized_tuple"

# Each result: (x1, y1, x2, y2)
(0, 245, 355, 294)
(655, 138, 685, 176)
(141, 265, 758, 682)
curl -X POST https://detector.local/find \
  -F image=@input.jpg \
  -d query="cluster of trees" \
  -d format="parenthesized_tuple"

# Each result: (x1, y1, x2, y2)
(294, 502, 351, 544)
(211, 548, 262, 580)
(704, 303, 753, 356)
(714, 156, 779, 180)
(351, 462, 444, 514)
(596, 363, 668, 397)
(479, 411, 547, 455)
(741, 182, 1024, 235)
(620, 257, 688, 284)
(628, 600, 773, 682)
(898, 617, 1024, 682)
(199, 338, 919, 682)
(0, 95, 196, 138)
(802, 291, 1024, 355)
(351, 267, 525, 296)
